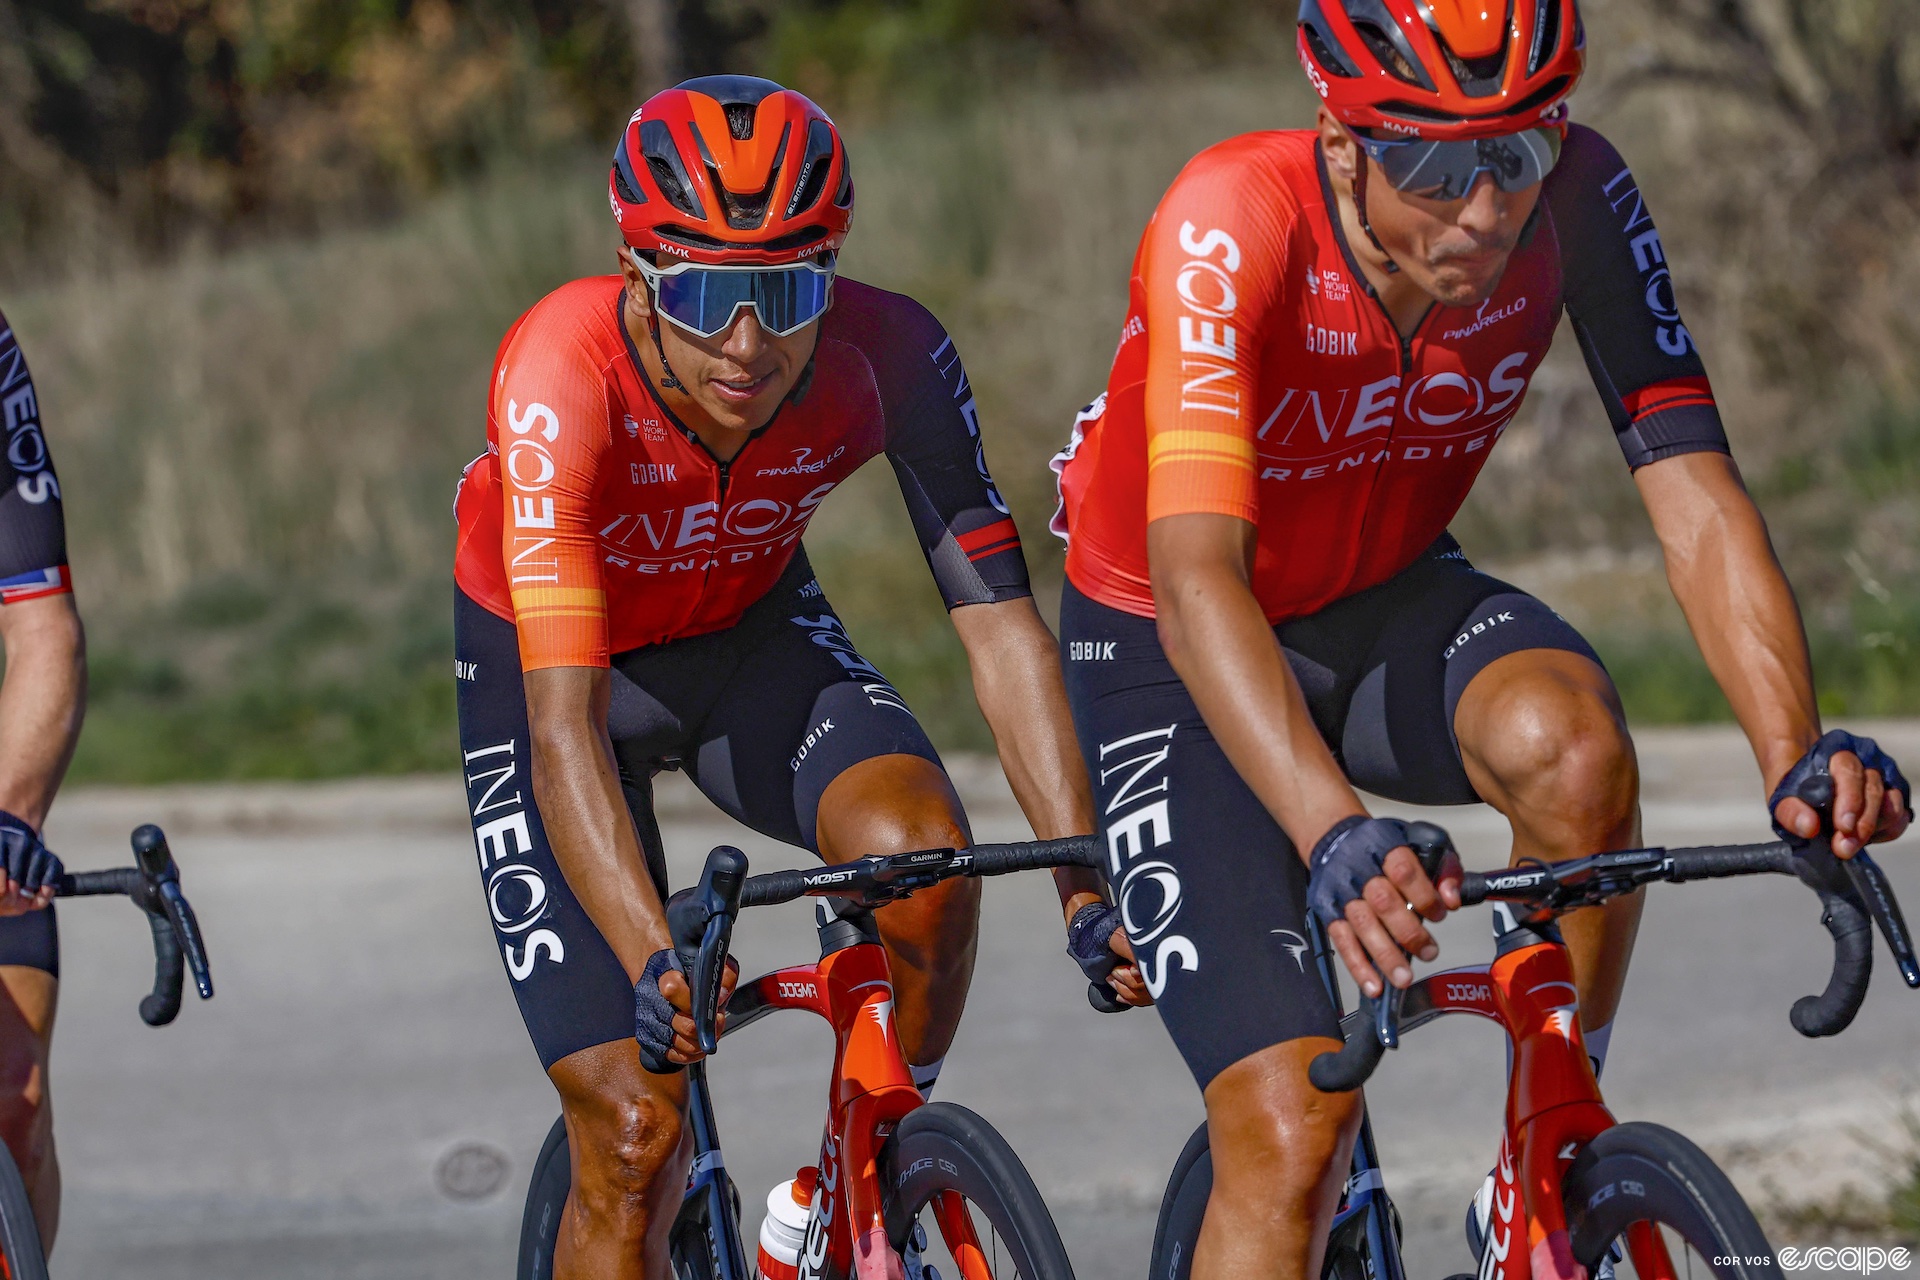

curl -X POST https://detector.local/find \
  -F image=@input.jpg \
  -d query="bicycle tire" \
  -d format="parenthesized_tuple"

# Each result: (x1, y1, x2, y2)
(0, 1137, 48, 1280)
(517, 1116, 569, 1280)
(881, 1101, 1077, 1280)
(516, 1114, 743, 1280)
(1149, 1122, 1211, 1280)
(1562, 1122, 1782, 1280)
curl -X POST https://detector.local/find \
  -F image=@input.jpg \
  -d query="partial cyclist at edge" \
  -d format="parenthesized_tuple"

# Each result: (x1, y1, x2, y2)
(452, 76, 1143, 1280)
(0, 312, 86, 1249)
(1050, 3, 1913, 1279)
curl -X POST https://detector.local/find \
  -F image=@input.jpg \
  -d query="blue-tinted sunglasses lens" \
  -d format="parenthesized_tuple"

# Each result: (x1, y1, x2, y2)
(654, 266, 833, 337)
(1374, 128, 1562, 199)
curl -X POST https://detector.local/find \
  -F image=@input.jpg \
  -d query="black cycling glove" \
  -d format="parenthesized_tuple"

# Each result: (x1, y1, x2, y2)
(634, 948, 685, 1076)
(0, 810, 61, 895)
(1066, 901, 1124, 984)
(1306, 815, 1412, 930)
(1769, 730, 1913, 843)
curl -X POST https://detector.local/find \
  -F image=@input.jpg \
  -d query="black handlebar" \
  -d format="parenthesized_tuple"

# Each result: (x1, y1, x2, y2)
(671, 836, 1104, 1053)
(53, 824, 215, 1026)
(1312, 828, 1916, 1092)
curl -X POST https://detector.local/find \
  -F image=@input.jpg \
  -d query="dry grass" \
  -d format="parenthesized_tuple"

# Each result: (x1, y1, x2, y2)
(6, 46, 1917, 778)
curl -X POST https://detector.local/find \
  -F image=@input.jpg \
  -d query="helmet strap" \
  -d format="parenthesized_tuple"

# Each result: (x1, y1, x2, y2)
(1352, 153, 1400, 276)
(644, 312, 685, 392)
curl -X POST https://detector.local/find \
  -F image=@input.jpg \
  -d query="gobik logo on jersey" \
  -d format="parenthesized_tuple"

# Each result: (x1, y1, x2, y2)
(1098, 725, 1197, 1000)
(464, 740, 565, 980)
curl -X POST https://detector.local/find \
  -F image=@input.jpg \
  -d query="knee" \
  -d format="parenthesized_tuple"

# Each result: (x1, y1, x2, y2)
(569, 1089, 685, 1220)
(0, 1052, 49, 1171)
(1208, 1071, 1360, 1201)
(1473, 667, 1637, 824)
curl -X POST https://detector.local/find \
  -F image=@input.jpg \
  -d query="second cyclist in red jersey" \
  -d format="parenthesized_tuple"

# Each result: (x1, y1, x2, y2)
(1053, 4, 1908, 1280)
(452, 77, 1139, 1280)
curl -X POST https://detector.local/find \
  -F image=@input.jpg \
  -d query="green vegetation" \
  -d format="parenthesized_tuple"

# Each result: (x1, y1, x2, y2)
(4, 1, 1918, 781)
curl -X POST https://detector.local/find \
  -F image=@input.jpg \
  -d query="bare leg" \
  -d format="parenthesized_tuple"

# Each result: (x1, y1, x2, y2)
(815, 754, 977, 1070)
(1455, 649, 1643, 1029)
(548, 1038, 690, 1280)
(0, 967, 56, 1250)
(1193, 1039, 1362, 1280)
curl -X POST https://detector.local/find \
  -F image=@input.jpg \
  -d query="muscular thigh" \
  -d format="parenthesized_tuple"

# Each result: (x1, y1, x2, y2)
(456, 589, 634, 1069)
(1279, 536, 1605, 806)
(685, 575, 946, 854)
(1060, 584, 1337, 1090)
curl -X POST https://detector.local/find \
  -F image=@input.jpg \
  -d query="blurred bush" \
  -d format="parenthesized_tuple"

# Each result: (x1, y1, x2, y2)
(2, 0, 1918, 781)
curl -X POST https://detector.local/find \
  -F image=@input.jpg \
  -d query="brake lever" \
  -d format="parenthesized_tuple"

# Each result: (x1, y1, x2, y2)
(1843, 852, 1919, 989)
(1790, 773, 1919, 986)
(1374, 980, 1405, 1050)
(692, 911, 733, 1054)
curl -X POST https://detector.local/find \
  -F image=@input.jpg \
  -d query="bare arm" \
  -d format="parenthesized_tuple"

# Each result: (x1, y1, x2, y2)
(0, 594, 85, 829)
(1149, 513, 1447, 995)
(951, 596, 1151, 1006)
(524, 666, 670, 982)
(1637, 451, 1907, 853)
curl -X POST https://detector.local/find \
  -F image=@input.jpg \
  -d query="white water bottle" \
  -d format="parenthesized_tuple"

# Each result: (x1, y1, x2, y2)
(757, 1170, 816, 1280)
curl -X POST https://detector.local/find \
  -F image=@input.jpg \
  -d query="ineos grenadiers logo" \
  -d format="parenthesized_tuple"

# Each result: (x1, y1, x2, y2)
(465, 740, 566, 980)
(1601, 167, 1696, 357)
(0, 327, 58, 505)
(1099, 725, 1196, 999)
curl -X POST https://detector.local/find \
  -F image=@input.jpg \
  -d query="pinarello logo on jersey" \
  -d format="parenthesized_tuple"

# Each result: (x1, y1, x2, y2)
(755, 445, 845, 477)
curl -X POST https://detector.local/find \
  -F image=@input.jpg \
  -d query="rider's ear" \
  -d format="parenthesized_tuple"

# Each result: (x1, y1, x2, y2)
(1318, 107, 1359, 183)
(621, 249, 655, 320)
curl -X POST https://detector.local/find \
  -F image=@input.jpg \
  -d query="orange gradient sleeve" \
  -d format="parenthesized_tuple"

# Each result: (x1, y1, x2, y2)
(1140, 141, 1297, 526)
(493, 317, 613, 670)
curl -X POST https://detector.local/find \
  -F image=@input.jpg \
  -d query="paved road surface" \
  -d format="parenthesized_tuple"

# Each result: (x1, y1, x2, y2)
(36, 723, 1920, 1278)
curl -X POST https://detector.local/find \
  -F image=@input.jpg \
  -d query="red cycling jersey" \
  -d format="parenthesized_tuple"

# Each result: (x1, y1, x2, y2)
(454, 276, 1030, 670)
(1053, 125, 1728, 621)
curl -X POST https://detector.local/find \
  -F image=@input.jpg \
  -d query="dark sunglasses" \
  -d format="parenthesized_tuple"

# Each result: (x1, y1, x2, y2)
(1353, 126, 1564, 201)
(632, 251, 836, 339)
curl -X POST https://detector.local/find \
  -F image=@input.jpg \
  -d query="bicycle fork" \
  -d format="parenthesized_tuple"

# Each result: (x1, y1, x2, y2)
(677, 1063, 754, 1280)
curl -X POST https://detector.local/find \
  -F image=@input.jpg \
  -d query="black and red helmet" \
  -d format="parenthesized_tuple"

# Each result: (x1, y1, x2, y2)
(1298, 0, 1585, 140)
(609, 75, 853, 267)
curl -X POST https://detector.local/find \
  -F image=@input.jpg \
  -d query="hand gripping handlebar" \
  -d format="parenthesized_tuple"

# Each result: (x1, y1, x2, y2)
(668, 837, 1105, 1054)
(53, 823, 215, 1026)
(1310, 809, 1917, 1092)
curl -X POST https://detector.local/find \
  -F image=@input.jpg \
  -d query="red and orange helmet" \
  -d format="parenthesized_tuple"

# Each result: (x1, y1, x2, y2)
(1297, 0, 1585, 140)
(609, 75, 853, 267)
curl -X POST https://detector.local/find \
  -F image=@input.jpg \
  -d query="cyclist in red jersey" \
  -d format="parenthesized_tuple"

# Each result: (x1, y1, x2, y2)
(1052, 4, 1910, 1278)
(0, 312, 85, 1250)
(452, 77, 1142, 1280)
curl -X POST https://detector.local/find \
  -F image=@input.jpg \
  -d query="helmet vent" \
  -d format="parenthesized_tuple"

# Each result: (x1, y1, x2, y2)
(1528, 0, 1561, 75)
(833, 165, 854, 209)
(1303, 23, 1361, 78)
(641, 119, 705, 219)
(611, 140, 646, 205)
(723, 103, 756, 140)
(786, 119, 838, 218)
(1440, 40, 1508, 97)
(1355, 22, 1425, 88)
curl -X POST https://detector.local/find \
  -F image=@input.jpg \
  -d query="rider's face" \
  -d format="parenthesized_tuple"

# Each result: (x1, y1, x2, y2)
(1320, 111, 1543, 309)
(621, 252, 823, 438)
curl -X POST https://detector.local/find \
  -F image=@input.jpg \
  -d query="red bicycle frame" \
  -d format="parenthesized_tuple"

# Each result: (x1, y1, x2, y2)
(1404, 939, 1684, 1280)
(737, 932, 988, 1280)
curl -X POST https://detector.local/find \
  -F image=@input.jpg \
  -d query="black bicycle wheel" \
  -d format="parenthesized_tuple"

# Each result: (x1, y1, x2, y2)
(881, 1101, 1077, 1280)
(516, 1115, 743, 1280)
(0, 1138, 47, 1280)
(1149, 1122, 1211, 1280)
(517, 1116, 570, 1280)
(1562, 1123, 1782, 1280)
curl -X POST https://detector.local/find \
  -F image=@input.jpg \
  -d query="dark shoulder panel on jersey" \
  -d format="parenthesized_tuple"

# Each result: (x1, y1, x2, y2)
(823, 280, 1032, 609)
(1543, 124, 1731, 469)
(0, 311, 70, 604)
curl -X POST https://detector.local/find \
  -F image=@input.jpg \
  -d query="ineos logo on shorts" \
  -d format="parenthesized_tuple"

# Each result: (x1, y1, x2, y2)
(464, 740, 567, 981)
(1098, 725, 1198, 1000)
(487, 863, 550, 934)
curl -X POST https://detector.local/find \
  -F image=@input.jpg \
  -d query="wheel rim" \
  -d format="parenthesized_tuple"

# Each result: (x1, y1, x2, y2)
(1605, 1219, 1723, 1280)
(903, 1188, 1025, 1280)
